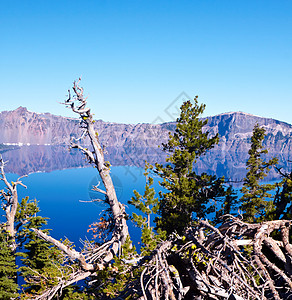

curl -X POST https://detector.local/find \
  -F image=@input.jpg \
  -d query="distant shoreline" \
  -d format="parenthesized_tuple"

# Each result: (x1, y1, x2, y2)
(0, 144, 19, 153)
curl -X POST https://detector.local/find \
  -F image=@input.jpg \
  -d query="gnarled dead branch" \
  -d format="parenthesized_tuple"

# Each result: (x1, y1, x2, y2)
(31, 79, 130, 299)
(0, 154, 27, 251)
(65, 78, 129, 247)
(115, 217, 292, 299)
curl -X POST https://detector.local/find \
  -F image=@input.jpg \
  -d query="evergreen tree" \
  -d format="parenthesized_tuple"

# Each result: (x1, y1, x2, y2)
(16, 197, 74, 298)
(215, 185, 238, 223)
(0, 229, 19, 300)
(129, 163, 166, 255)
(240, 123, 278, 222)
(154, 98, 225, 234)
(59, 285, 94, 300)
(272, 167, 292, 220)
(88, 236, 140, 299)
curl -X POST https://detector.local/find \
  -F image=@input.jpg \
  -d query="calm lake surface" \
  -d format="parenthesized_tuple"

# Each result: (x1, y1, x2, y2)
(0, 145, 288, 249)
(0, 164, 149, 249)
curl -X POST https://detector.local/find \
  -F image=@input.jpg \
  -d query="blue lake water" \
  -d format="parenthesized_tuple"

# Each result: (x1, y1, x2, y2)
(1, 164, 157, 250)
(0, 145, 287, 250)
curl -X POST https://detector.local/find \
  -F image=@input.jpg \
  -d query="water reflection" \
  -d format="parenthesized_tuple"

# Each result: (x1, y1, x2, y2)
(1, 145, 291, 183)
(0, 145, 291, 248)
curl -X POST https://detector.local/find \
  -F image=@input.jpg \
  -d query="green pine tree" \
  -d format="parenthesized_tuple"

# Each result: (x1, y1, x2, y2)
(272, 167, 292, 220)
(16, 197, 74, 299)
(0, 229, 19, 300)
(58, 284, 94, 300)
(154, 98, 225, 234)
(90, 236, 140, 299)
(240, 123, 278, 222)
(215, 185, 238, 223)
(129, 162, 166, 255)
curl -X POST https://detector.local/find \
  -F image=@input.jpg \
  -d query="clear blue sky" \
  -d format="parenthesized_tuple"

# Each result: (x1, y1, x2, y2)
(1, 0, 291, 124)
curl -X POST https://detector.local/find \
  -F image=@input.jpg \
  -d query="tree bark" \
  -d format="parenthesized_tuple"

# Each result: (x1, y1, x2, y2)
(0, 155, 27, 251)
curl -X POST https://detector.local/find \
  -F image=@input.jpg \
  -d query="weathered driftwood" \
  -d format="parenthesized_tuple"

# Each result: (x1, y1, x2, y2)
(113, 217, 292, 299)
(182, 217, 292, 299)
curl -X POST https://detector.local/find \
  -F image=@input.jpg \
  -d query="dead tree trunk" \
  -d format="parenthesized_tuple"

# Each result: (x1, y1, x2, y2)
(65, 78, 129, 252)
(0, 154, 27, 251)
(36, 79, 130, 259)
(30, 79, 131, 299)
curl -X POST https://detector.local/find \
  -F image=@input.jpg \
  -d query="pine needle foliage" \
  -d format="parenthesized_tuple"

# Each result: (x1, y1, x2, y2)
(92, 236, 140, 299)
(215, 185, 239, 223)
(58, 285, 95, 300)
(129, 162, 166, 255)
(15, 197, 75, 298)
(154, 98, 225, 234)
(272, 168, 292, 220)
(0, 229, 19, 300)
(240, 123, 278, 222)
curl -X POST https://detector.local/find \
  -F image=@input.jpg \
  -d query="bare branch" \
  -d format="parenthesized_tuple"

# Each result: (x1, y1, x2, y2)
(32, 228, 98, 272)
(33, 271, 92, 300)
(62, 79, 129, 245)
(0, 154, 27, 250)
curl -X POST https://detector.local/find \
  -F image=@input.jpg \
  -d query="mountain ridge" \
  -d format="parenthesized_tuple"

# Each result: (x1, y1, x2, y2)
(1, 107, 292, 154)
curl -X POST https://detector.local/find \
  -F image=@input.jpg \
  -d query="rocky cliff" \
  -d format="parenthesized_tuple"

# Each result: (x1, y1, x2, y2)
(0, 107, 174, 148)
(204, 112, 292, 153)
(1, 107, 292, 154)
